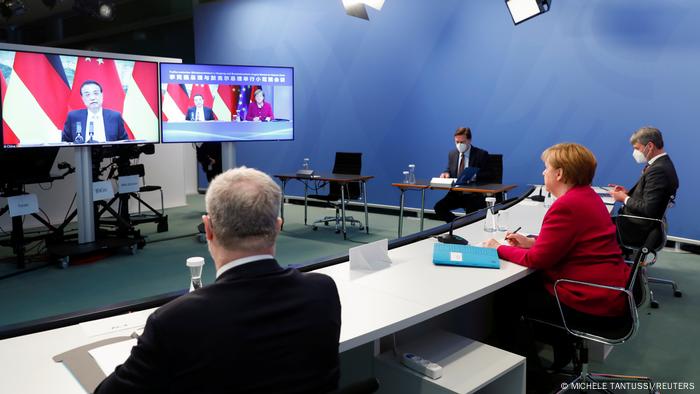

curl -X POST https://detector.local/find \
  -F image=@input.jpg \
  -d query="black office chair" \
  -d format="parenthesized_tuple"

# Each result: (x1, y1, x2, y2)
(485, 153, 504, 201)
(527, 231, 658, 394)
(119, 164, 168, 232)
(308, 152, 365, 233)
(615, 196, 681, 309)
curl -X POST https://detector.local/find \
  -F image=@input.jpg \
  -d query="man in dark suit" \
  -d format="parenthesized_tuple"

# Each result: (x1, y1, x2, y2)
(95, 167, 342, 394)
(62, 80, 128, 143)
(610, 126, 679, 242)
(434, 127, 492, 222)
(186, 94, 215, 121)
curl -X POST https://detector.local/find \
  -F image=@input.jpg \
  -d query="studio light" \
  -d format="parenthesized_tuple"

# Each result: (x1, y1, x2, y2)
(506, 0, 551, 25)
(73, 0, 115, 21)
(341, 0, 385, 21)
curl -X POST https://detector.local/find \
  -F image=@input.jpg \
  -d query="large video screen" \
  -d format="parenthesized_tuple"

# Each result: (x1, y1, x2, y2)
(1, 49, 159, 148)
(160, 63, 294, 143)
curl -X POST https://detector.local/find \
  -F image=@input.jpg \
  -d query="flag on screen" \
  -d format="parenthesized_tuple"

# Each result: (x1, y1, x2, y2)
(2, 52, 71, 144)
(212, 84, 234, 121)
(189, 84, 214, 108)
(68, 57, 133, 139)
(162, 83, 188, 122)
(122, 62, 159, 141)
(1, 71, 19, 145)
(234, 85, 256, 121)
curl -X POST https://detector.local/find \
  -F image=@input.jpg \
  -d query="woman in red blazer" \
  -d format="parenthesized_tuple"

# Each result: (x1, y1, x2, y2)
(485, 143, 630, 373)
(486, 143, 629, 316)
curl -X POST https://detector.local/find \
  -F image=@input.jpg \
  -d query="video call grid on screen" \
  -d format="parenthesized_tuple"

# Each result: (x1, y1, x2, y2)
(159, 63, 294, 143)
(1, 48, 160, 148)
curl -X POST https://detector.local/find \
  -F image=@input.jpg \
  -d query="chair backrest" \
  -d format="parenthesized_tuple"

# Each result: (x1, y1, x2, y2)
(330, 152, 362, 199)
(615, 195, 673, 254)
(485, 154, 503, 183)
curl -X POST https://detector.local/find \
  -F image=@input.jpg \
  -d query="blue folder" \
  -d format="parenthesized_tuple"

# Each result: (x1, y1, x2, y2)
(432, 243, 500, 269)
(454, 167, 480, 186)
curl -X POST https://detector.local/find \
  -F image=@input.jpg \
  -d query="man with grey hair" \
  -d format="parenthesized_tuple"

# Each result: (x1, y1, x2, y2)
(95, 167, 342, 394)
(609, 126, 679, 219)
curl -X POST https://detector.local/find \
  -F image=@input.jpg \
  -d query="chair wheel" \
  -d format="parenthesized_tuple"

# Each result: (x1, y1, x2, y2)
(674, 290, 682, 298)
(359, 226, 365, 231)
(312, 226, 318, 231)
(324, 221, 329, 226)
(650, 300, 660, 309)
(335, 229, 341, 234)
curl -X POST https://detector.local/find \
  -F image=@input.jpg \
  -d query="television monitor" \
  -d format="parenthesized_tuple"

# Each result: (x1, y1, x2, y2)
(159, 63, 294, 143)
(1, 48, 160, 148)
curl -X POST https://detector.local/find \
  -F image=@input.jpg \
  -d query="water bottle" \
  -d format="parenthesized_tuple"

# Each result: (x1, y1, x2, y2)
(303, 158, 310, 170)
(186, 256, 205, 291)
(402, 171, 410, 183)
(408, 164, 416, 184)
(483, 197, 497, 233)
(544, 192, 554, 208)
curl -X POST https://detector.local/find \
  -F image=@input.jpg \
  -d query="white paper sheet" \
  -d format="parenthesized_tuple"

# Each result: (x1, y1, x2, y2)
(88, 338, 137, 375)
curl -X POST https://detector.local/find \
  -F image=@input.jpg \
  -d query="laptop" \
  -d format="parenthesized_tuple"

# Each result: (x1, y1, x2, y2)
(432, 242, 500, 269)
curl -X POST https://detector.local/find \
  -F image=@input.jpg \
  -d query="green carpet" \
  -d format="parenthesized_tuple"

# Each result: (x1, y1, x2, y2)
(0, 194, 442, 327)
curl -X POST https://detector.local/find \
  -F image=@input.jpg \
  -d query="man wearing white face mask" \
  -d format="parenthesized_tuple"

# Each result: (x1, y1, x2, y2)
(609, 126, 678, 230)
(434, 127, 491, 222)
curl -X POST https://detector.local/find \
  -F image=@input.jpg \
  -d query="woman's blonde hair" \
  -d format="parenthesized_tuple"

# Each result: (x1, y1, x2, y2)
(541, 143, 597, 186)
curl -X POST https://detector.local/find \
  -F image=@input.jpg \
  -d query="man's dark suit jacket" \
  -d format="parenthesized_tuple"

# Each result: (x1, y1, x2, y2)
(621, 154, 679, 219)
(196, 142, 223, 182)
(445, 145, 491, 182)
(618, 154, 679, 245)
(94, 259, 341, 394)
(61, 109, 128, 143)
(186, 106, 215, 121)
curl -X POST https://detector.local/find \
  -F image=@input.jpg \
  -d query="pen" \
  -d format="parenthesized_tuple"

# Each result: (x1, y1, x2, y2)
(505, 227, 522, 240)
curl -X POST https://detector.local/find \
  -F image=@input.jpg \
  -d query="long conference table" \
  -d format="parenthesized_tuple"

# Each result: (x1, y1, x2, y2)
(0, 189, 551, 393)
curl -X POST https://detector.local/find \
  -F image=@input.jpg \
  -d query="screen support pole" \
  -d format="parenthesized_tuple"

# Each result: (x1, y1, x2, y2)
(221, 142, 236, 171)
(75, 147, 95, 244)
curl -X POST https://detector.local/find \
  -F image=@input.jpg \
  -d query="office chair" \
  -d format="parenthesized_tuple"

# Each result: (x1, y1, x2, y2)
(527, 231, 658, 394)
(120, 164, 168, 233)
(308, 152, 365, 234)
(615, 196, 681, 309)
(485, 153, 504, 201)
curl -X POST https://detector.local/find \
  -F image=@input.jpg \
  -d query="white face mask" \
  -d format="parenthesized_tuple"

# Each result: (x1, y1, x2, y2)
(456, 143, 469, 153)
(633, 147, 648, 164)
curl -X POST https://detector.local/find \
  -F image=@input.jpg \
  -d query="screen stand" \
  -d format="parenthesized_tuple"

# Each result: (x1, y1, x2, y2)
(221, 142, 236, 171)
(75, 147, 95, 244)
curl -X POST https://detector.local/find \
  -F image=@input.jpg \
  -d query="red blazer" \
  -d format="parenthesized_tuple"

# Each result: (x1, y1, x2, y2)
(498, 185, 630, 316)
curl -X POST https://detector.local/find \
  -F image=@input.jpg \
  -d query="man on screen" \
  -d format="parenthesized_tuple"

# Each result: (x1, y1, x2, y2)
(186, 94, 215, 121)
(62, 80, 128, 143)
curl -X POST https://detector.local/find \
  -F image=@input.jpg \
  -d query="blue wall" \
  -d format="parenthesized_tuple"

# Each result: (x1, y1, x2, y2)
(194, 0, 700, 240)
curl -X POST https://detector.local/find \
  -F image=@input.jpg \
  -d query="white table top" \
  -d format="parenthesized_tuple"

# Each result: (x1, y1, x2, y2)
(0, 198, 549, 393)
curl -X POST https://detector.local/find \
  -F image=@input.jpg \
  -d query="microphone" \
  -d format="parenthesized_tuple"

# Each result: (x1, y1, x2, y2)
(530, 185, 545, 202)
(74, 121, 84, 144)
(438, 218, 469, 245)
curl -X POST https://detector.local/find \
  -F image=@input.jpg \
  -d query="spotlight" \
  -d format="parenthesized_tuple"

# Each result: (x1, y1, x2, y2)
(0, 0, 27, 19)
(73, 0, 115, 21)
(506, 0, 551, 25)
(341, 0, 385, 21)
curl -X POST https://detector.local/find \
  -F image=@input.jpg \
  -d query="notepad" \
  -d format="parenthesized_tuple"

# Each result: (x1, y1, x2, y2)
(433, 243, 500, 269)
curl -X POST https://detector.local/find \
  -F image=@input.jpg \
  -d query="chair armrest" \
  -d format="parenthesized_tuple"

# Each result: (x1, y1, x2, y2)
(552, 279, 638, 345)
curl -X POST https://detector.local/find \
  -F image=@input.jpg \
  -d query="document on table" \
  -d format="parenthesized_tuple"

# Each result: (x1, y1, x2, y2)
(79, 309, 152, 337)
(88, 338, 137, 375)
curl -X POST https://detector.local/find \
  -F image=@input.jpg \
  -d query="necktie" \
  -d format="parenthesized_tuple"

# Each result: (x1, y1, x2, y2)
(458, 153, 465, 174)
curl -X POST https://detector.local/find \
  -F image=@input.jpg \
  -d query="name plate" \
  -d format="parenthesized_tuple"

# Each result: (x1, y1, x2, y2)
(349, 238, 392, 271)
(7, 194, 39, 217)
(118, 175, 140, 193)
(93, 180, 115, 201)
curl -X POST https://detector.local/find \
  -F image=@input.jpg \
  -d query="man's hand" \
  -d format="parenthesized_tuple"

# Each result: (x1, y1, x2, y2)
(253, 116, 261, 122)
(439, 172, 450, 179)
(265, 117, 271, 122)
(607, 184, 628, 203)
